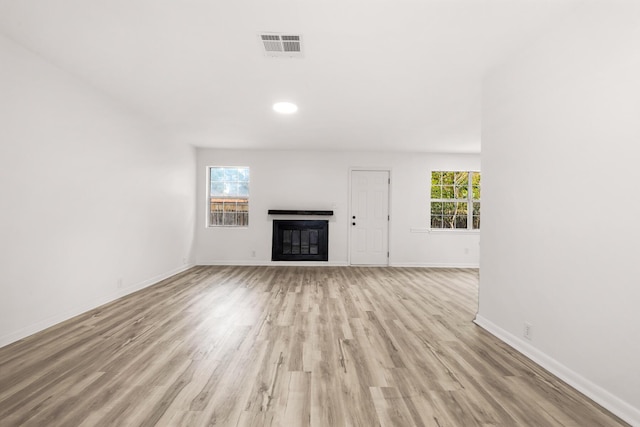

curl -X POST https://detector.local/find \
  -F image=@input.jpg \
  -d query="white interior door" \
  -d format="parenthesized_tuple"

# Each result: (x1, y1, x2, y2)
(350, 170, 389, 265)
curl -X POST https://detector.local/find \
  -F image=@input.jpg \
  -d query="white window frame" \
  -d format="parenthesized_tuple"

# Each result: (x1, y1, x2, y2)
(430, 171, 480, 231)
(207, 166, 250, 228)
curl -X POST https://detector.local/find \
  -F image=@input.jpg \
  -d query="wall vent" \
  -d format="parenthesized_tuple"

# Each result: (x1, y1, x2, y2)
(260, 33, 303, 58)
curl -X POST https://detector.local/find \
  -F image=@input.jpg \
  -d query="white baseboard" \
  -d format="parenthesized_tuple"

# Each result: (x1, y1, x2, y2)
(474, 315, 640, 426)
(197, 260, 478, 268)
(390, 262, 479, 268)
(197, 260, 349, 267)
(0, 264, 195, 349)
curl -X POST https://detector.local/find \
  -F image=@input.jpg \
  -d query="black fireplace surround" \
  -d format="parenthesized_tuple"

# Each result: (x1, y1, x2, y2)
(271, 220, 328, 261)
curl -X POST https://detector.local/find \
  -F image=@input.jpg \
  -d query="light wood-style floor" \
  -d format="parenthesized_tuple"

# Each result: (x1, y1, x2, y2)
(0, 266, 627, 426)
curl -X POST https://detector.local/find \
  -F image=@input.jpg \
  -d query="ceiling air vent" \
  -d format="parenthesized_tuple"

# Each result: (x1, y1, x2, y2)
(260, 33, 303, 58)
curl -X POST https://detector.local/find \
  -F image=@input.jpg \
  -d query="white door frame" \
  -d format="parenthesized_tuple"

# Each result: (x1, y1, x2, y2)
(348, 167, 391, 266)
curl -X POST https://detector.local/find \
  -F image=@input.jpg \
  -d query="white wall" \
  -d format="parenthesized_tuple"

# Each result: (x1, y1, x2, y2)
(478, 3, 640, 424)
(196, 149, 480, 267)
(0, 35, 196, 347)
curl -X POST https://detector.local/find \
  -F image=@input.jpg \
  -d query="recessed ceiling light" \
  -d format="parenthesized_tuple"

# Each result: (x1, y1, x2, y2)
(273, 102, 298, 114)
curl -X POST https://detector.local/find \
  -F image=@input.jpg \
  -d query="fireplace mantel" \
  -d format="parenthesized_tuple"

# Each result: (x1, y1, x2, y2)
(268, 210, 333, 216)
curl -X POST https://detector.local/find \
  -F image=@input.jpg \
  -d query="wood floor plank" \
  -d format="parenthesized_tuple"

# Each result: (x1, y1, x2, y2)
(370, 386, 415, 427)
(0, 266, 629, 426)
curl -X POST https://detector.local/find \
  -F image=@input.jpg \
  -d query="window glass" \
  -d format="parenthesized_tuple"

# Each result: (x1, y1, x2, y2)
(208, 166, 249, 227)
(431, 171, 480, 230)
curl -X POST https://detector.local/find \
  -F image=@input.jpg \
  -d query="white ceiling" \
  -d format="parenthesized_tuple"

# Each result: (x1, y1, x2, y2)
(0, 0, 581, 153)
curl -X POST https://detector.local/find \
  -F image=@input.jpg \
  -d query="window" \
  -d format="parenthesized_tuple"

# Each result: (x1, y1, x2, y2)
(208, 166, 249, 227)
(430, 171, 480, 230)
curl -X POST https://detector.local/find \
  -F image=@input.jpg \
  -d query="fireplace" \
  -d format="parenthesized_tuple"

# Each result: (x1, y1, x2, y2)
(272, 220, 328, 261)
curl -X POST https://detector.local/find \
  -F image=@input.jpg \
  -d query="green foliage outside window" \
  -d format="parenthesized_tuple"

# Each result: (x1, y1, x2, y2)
(431, 171, 480, 230)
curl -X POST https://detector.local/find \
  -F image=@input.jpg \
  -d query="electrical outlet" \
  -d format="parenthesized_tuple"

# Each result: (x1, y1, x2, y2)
(182, 257, 187, 265)
(523, 322, 532, 340)
(117, 278, 124, 289)
(251, 250, 256, 258)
